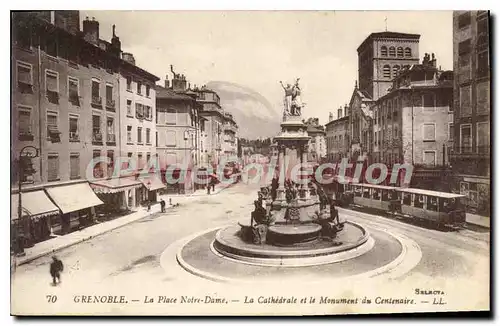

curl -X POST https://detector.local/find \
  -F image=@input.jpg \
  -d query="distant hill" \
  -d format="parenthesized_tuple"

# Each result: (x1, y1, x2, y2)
(205, 81, 281, 140)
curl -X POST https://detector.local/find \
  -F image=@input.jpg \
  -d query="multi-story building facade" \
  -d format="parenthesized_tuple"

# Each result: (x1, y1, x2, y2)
(348, 84, 374, 162)
(118, 52, 158, 175)
(450, 11, 490, 215)
(196, 86, 225, 167)
(371, 54, 454, 188)
(156, 74, 201, 169)
(11, 11, 161, 247)
(222, 112, 239, 161)
(357, 32, 421, 101)
(325, 106, 350, 163)
(305, 120, 326, 163)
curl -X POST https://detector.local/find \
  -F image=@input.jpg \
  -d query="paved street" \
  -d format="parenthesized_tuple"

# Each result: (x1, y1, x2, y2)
(11, 182, 490, 314)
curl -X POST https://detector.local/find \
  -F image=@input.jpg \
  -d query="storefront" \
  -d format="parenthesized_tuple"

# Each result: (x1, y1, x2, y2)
(45, 182, 104, 235)
(135, 173, 167, 203)
(457, 176, 490, 216)
(11, 190, 60, 249)
(90, 177, 143, 213)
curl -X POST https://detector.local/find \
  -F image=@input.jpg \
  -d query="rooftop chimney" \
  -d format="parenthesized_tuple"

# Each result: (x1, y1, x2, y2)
(164, 75, 170, 88)
(110, 24, 121, 57)
(344, 104, 349, 118)
(338, 106, 343, 119)
(329, 112, 333, 122)
(122, 52, 135, 66)
(82, 16, 99, 45)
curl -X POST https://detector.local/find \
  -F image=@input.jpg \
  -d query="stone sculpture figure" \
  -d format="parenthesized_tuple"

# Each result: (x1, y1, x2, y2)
(280, 78, 303, 116)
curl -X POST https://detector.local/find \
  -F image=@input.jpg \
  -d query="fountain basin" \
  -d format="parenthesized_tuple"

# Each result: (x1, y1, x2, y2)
(212, 221, 373, 267)
(267, 224, 322, 246)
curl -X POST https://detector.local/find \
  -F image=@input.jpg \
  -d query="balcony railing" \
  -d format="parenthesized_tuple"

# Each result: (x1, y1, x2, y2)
(91, 96, 102, 108)
(106, 99, 116, 111)
(19, 131, 34, 141)
(92, 132, 103, 144)
(69, 92, 80, 106)
(18, 81, 33, 94)
(46, 90, 59, 104)
(106, 133, 116, 144)
(450, 146, 490, 157)
(69, 132, 80, 142)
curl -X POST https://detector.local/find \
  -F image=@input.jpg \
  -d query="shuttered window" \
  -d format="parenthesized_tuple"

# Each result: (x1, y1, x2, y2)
(388, 47, 396, 56)
(18, 110, 31, 134)
(423, 124, 435, 141)
(397, 47, 403, 57)
(47, 154, 59, 181)
(106, 84, 113, 101)
(127, 100, 132, 116)
(17, 62, 32, 85)
(460, 85, 472, 117)
(46, 71, 58, 91)
(47, 113, 59, 135)
(166, 108, 177, 124)
(383, 65, 391, 78)
(68, 77, 79, 97)
(423, 151, 436, 166)
(70, 154, 80, 179)
(92, 115, 101, 134)
(92, 80, 100, 97)
(166, 130, 176, 146)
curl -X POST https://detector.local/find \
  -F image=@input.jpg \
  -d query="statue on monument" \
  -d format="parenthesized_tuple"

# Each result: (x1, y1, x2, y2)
(280, 78, 303, 116)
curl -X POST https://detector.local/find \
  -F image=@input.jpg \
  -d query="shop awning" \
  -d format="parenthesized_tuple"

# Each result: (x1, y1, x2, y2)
(11, 190, 60, 221)
(90, 178, 143, 194)
(136, 174, 166, 191)
(45, 182, 104, 214)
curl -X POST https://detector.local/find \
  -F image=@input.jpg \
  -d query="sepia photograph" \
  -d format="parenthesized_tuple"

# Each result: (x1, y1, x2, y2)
(9, 9, 491, 316)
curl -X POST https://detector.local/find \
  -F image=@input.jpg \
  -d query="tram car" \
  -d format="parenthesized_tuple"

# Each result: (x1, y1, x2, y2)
(344, 183, 467, 229)
(310, 165, 354, 207)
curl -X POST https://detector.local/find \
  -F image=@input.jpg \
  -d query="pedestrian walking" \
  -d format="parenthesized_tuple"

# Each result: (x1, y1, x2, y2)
(160, 199, 166, 213)
(147, 200, 151, 212)
(50, 256, 63, 286)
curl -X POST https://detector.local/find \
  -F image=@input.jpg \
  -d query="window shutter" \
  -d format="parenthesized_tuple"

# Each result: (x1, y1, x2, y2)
(46, 73, 58, 91)
(18, 111, 31, 134)
(48, 156, 59, 181)
(18, 65, 31, 84)
(70, 155, 80, 179)
(69, 117, 78, 133)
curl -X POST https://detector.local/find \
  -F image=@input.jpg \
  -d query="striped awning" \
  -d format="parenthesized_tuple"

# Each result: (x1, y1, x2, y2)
(46, 182, 104, 214)
(136, 173, 166, 191)
(90, 178, 143, 194)
(11, 190, 60, 221)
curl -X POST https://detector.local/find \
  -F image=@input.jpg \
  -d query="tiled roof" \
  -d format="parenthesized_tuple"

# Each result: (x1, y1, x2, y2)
(156, 86, 195, 100)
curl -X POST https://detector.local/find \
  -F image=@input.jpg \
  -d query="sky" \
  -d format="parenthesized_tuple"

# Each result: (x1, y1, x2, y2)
(82, 11, 453, 126)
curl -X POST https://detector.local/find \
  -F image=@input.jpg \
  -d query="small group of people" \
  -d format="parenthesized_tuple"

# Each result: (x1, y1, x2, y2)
(147, 199, 167, 213)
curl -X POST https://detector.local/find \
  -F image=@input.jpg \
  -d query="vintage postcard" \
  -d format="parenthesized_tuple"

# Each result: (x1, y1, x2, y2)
(10, 10, 490, 316)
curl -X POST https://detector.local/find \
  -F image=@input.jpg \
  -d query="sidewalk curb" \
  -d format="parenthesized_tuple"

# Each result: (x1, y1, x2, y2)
(15, 183, 238, 267)
(16, 208, 167, 267)
(465, 220, 490, 230)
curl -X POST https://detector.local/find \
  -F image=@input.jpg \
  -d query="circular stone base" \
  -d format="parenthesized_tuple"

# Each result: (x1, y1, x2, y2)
(267, 224, 322, 246)
(212, 221, 372, 267)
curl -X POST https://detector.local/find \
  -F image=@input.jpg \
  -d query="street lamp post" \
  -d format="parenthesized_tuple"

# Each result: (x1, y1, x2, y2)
(16, 145, 39, 257)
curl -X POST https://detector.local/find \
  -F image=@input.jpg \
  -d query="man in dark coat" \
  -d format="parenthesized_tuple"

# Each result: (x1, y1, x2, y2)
(160, 199, 166, 213)
(50, 256, 63, 286)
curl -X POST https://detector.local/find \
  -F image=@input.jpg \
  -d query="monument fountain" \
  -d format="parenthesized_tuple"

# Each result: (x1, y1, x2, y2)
(211, 79, 373, 266)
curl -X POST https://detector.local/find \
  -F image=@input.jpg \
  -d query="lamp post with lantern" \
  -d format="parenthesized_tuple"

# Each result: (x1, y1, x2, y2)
(15, 145, 39, 257)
